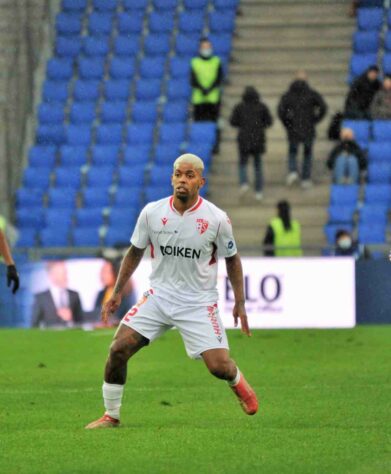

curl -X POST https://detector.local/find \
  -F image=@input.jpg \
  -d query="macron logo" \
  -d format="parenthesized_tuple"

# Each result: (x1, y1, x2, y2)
(161, 217, 168, 226)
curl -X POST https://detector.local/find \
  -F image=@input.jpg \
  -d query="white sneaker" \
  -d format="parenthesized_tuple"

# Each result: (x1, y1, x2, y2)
(301, 180, 313, 189)
(255, 192, 263, 201)
(239, 183, 250, 195)
(286, 172, 299, 186)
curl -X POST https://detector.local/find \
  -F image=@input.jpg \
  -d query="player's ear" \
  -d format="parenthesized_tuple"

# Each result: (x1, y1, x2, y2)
(199, 177, 206, 189)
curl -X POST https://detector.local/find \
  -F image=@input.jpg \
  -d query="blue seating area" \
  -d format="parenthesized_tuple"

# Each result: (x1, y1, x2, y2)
(17, 0, 238, 248)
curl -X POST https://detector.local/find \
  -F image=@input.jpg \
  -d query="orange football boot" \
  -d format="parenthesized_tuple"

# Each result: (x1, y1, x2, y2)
(230, 373, 258, 415)
(85, 413, 120, 429)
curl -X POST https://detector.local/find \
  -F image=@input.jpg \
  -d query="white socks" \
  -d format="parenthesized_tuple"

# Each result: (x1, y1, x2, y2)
(228, 367, 241, 386)
(102, 382, 124, 420)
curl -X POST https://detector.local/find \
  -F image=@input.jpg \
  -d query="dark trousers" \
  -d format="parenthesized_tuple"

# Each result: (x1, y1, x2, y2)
(239, 150, 263, 192)
(193, 103, 221, 153)
(288, 138, 314, 180)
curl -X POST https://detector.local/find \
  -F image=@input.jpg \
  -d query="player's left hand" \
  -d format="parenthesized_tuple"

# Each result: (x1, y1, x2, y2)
(7, 265, 19, 294)
(233, 301, 251, 337)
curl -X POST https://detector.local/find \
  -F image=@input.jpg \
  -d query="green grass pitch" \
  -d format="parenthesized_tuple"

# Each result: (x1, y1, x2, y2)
(0, 326, 390, 474)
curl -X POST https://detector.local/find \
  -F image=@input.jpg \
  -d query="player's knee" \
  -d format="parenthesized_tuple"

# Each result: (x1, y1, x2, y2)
(207, 359, 232, 380)
(109, 341, 130, 366)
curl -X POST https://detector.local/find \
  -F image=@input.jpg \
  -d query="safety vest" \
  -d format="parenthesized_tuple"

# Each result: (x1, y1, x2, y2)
(191, 56, 221, 105)
(270, 217, 302, 257)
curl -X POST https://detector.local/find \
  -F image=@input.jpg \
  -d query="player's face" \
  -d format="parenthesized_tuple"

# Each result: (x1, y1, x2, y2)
(172, 163, 205, 202)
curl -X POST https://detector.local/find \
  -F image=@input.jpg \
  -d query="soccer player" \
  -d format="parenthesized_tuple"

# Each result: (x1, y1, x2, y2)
(0, 227, 19, 294)
(86, 154, 258, 429)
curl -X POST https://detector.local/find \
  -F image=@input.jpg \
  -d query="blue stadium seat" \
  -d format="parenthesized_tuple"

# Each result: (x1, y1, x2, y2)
(15, 229, 37, 247)
(38, 104, 65, 124)
(47, 187, 77, 208)
(16, 208, 45, 230)
(117, 165, 146, 186)
(183, 0, 207, 10)
(62, 0, 87, 12)
(330, 184, 360, 206)
(91, 145, 120, 166)
(55, 13, 82, 36)
(117, 12, 144, 34)
(23, 167, 51, 189)
(92, 0, 118, 11)
(144, 34, 171, 57)
(45, 208, 73, 227)
(59, 145, 88, 166)
(113, 35, 140, 56)
(214, 0, 239, 9)
(149, 12, 174, 33)
(96, 124, 123, 144)
(324, 224, 354, 245)
(178, 12, 204, 34)
(372, 121, 391, 141)
(104, 227, 132, 247)
(74, 207, 104, 227)
(349, 53, 378, 79)
(169, 57, 190, 78)
(123, 146, 150, 166)
(382, 53, 391, 75)
(42, 81, 68, 103)
(15, 188, 44, 208)
(175, 34, 199, 56)
(83, 36, 110, 57)
(100, 101, 128, 123)
(184, 143, 213, 166)
(154, 144, 180, 165)
(365, 184, 391, 206)
(159, 123, 186, 144)
(127, 124, 154, 144)
(135, 79, 161, 101)
(55, 167, 82, 188)
(139, 57, 166, 79)
(385, 31, 391, 52)
(113, 185, 143, 207)
(131, 102, 158, 123)
(109, 57, 136, 79)
(70, 102, 96, 124)
(87, 166, 115, 186)
(359, 205, 388, 225)
(144, 185, 172, 203)
(29, 146, 57, 168)
(47, 58, 74, 81)
(209, 12, 235, 33)
(188, 122, 216, 144)
(78, 57, 105, 80)
(72, 227, 102, 246)
(73, 79, 100, 101)
(162, 102, 188, 122)
(82, 187, 111, 207)
(104, 79, 131, 101)
(327, 205, 355, 224)
(123, 0, 148, 10)
(387, 9, 391, 28)
(66, 124, 92, 145)
(209, 34, 232, 57)
(40, 227, 70, 247)
(342, 120, 370, 143)
(353, 31, 380, 54)
(36, 125, 66, 145)
(368, 162, 391, 183)
(167, 79, 191, 101)
(88, 13, 113, 36)
(55, 36, 82, 57)
(109, 207, 138, 226)
(357, 8, 384, 30)
(358, 224, 386, 243)
(153, 0, 178, 10)
(149, 167, 173, 188)
(368, 142, 391, 161)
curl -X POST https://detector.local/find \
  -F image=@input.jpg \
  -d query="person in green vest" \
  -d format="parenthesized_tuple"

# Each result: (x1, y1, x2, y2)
(0, 215, 19, 293)
(263, 200, 302, 257)
(190, 38, 224, 152)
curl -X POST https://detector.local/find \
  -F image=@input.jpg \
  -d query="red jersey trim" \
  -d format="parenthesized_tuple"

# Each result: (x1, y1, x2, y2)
(188, 196, 203, 213)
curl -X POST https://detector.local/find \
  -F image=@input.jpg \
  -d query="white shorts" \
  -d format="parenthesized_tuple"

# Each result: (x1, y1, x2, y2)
(121, 289, 229, 359)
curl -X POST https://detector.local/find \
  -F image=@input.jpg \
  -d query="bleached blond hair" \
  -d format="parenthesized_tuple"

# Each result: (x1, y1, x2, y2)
(173, 153, 205, 173)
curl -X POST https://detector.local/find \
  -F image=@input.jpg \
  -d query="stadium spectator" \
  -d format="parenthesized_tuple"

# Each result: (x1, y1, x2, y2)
(278, 71, 327, 188)
(32, 261, 83, 328)
(344, 65, 381, 119)
(263, 200, 302, 257)
(190, 38, 223, 152)
(370, 75, 391, 120)
(327, 128, 367, 184)
(0, 215, 19, 294)
(94, 259, 136, 323)
(333, 229, 368, 259)
(230, 86, 273, 201)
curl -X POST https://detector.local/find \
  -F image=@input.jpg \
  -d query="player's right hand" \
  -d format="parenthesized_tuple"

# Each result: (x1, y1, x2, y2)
(101, 293, 122, 324)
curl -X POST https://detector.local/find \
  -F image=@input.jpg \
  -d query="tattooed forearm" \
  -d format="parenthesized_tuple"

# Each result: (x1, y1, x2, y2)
(225, 254, 245, 304)
(113, 245, 145, 296)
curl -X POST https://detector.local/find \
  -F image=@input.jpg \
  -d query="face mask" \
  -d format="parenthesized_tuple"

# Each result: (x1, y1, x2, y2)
(200, 48, 212, 58)
(337, 237, 352, 249)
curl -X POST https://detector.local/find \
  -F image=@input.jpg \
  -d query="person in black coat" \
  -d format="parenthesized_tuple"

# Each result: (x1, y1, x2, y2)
(327, 128, 367, 184)
(344, 66, 381, 119)
(230, 86, 273, 201)
(278, 71, 327, 188)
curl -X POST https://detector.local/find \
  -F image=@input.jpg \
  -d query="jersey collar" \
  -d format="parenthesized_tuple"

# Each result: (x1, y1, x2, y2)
(169, 195, 203, 215)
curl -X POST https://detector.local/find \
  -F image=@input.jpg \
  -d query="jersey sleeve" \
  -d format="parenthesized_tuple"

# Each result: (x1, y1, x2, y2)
(216, 213, 237, 258)
(130, 206, 150, 249)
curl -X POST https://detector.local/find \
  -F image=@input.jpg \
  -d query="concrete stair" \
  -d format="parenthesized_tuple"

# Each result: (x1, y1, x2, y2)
(208, 0, 355, 255)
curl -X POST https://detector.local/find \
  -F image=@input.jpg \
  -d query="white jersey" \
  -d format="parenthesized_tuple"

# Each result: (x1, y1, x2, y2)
(130, 195, 237, 305)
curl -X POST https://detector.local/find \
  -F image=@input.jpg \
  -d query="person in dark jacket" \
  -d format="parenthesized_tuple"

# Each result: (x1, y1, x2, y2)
(230, 86, 273, 201)
(278, 71, 327, 188)
(370, 75, 391, 120)
(344, 65, 381, 119)
(327, 128, 367, 184)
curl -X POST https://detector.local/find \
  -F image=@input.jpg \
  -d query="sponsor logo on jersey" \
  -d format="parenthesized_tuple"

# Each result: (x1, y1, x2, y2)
(207, 303, 223, 343)
(160, 245, 201, 259)
(196, 218, 209, 235)
(161, 217, 168, 226)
